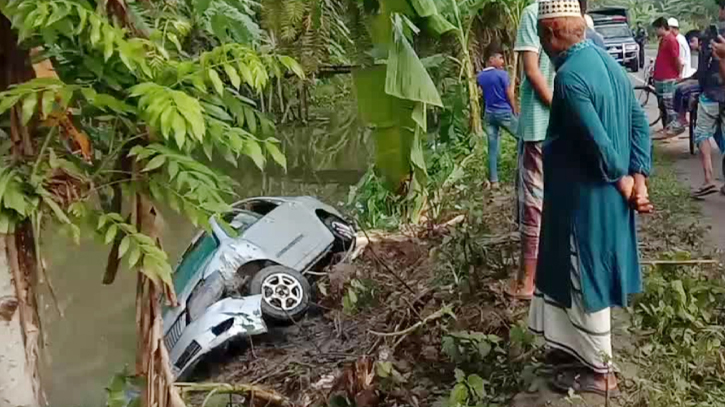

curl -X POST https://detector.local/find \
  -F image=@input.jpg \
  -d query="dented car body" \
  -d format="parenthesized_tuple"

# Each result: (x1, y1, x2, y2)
(163, 196, 355, 379)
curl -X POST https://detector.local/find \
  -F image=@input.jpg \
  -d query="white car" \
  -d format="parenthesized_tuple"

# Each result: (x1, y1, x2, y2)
(163, 196, 355, 379)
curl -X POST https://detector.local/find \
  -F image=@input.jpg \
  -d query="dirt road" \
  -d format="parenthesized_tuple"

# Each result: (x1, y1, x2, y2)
(656, 136, 725, 258)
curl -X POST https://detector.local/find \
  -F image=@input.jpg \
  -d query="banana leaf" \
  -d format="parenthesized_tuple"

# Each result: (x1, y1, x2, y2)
(353, 66, 418, 189)
(386, 14, 443, 107)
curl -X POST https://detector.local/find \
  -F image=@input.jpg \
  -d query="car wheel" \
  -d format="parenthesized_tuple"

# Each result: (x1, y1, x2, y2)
(249, 265, 310, 322)
(322, 215, 356, 253)
(629, 59, 639, 73)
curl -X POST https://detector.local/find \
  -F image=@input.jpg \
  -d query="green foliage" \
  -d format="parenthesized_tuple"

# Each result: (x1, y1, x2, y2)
(440, 329, 532, 407)
(0, 0, 301, 286)
(636, 266, 725, 348)
(196, 0, 262, 44)
(260, 0, 354, 70)
(97, 212, 173, 285)
(342, 278, 377, 315)
(442, 331, 503, 370)
(105, 368, 142, 407)
(446, 369, 491, 407)
(350, 0, 456, 209)
(631, 260, 725, 405)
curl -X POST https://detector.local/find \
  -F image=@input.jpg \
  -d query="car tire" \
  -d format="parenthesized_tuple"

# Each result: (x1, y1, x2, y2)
(249, 265, 310, 322)
(629, 58, 639, 73)
(322, 215, 356, 253)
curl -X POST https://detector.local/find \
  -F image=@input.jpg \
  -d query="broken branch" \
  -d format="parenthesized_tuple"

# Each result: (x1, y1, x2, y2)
(368, 306, 452, 338)
(175, 383, 291, 407)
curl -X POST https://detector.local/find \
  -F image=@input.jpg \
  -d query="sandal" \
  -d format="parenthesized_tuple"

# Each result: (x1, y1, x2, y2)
(552, 369, 621, 398)
(504, 288, 533, 301)
(692, 184, 717, 198)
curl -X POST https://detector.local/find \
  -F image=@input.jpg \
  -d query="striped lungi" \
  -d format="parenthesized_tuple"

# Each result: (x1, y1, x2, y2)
(528, 237, 613, 374)
(515, 141, 544, 261)
(655, 79, 678, 127)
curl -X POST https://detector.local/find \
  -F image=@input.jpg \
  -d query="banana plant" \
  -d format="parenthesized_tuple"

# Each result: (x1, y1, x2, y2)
(352, 0, 454, 222)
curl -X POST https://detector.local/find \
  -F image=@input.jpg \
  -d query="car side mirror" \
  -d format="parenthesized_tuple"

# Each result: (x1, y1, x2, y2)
(209, 216, 232, 243)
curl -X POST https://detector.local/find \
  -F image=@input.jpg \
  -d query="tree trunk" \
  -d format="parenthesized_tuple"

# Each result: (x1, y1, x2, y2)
(0, 232, 43, 407)
(0, 14, 44, 407)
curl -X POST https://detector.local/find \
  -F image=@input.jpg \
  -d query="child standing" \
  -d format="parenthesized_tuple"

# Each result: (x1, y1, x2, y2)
(476, 45, 519, 189)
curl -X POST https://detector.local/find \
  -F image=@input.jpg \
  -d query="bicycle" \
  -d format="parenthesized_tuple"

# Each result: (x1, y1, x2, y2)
(633, 58, 665, 127)
(689, 95, 699, 155)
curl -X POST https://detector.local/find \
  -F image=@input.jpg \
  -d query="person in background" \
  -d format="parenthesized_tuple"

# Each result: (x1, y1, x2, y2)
(532, 0, 652, 396)
(578, 0, 605, 49)
(652, 17, 682, 131)
(477, 44, 519, 190)
(711, 32, 725, 197)
(691, 0, 725, 198)
(669, 18, 695, 79)
(667, 30, 702, 136)
(713, 34, 725, 80)
(635, 23, 647, 68)
(507, 0, 554, 300)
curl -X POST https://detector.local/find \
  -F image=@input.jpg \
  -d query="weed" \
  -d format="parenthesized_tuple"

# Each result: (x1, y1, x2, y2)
(342, 278, 377, 315)
(445, 368, 494, 407)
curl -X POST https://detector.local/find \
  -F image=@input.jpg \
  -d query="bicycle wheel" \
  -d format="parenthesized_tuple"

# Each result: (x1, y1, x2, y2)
(634, 85, 662, 127)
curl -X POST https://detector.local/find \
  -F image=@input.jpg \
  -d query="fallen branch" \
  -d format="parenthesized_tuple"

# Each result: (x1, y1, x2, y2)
(369, 306, 452, 338)
(641, 259, 719, 266)
(175, 383, 291, 406)
(474, 231, 520, 246)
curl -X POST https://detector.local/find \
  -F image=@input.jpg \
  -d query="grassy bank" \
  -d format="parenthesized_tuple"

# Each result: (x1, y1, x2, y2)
(620, 150, 725, 406)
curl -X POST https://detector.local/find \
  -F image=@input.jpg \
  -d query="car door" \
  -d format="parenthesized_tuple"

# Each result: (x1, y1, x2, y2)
(240, 201, 333, 270)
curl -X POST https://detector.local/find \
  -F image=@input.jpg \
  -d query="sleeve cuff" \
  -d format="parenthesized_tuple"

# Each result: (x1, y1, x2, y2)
(514, 46, 539, 53)
(629, 166, 651, 177)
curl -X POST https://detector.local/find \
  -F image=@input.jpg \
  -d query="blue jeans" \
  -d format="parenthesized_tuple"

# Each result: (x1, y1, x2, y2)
(485, 110, 518, 183)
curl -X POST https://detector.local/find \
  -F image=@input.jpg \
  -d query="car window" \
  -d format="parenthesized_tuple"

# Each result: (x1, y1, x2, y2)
(173, 232, 219, 295)
(595, 25, 632, 39)
(224, 210, 262, 233)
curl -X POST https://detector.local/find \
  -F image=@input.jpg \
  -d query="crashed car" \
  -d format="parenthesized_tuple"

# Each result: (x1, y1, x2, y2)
(162, 196, 356, 379)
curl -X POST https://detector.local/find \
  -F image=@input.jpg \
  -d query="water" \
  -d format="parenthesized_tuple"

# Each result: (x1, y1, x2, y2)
(38, 107, 370, 406)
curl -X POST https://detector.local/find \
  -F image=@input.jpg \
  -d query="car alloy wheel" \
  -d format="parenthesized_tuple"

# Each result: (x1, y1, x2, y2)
(249, 265, 311, 322)
(261, 273, 304, 311)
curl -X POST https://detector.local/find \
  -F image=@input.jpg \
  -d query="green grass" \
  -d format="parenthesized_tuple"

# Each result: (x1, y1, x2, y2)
(623, 148, 725, 406)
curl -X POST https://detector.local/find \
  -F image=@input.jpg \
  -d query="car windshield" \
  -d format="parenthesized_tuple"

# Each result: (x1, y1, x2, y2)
(596, 25, 632, 39)
(173, 232, 219, 295)
(171, 210, 261, 295)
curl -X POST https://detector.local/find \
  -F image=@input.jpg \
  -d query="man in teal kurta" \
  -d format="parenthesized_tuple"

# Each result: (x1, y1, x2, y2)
(528, 0, 653, 397)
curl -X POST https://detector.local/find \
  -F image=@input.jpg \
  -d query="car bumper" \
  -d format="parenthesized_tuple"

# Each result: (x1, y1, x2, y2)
(167, 296, 267, 379)
(606, 46, 639, 64)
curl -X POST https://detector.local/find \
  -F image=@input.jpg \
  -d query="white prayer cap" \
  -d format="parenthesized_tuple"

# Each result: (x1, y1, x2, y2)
(538, 0, 582, 20)
(668, 17, 679, 28)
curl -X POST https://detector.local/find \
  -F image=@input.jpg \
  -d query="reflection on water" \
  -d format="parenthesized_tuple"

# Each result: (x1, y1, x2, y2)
(40, 104, 370, 406)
